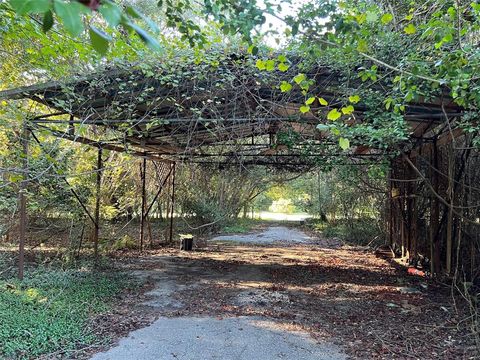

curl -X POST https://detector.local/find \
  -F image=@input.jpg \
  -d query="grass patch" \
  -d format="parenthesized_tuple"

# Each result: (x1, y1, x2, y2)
(0, 267, 135, 359)
(309, 218, 384, 246)
(221, 219, 259, 234)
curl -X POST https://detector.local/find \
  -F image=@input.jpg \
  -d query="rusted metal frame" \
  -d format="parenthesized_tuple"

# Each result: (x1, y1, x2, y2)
(390, 157, 406, 256)
(445, 135, 471, 276)
(18, 120, 29, 280)
(183, 159, 375, 166)
(446, 142, 454, 275)
(0, 68, 125, 100)
(433, 138, 472, 235)
(31, 116, 304, 125)
(94, 148, 102, 261)
(400, 153, 418, 261)
(168, 162, 176, 243)
(0, 66, 462, 114)
(171, 153, 386, 158)
(148, 122, 272, 144)
(30, 112, 455, 127)
(144, 165, 174, 218)
(139, 157, 147, 251)
(393, 157, 411, 259)
(404, 156, 411, 259)
(411, 156, 419, 262)
(407, 154, 418, 262)
(29, 131, 97, 227)
(430, 135, 472, 274)
(32, 123, 167, 160)
(33, 111, 70, 120)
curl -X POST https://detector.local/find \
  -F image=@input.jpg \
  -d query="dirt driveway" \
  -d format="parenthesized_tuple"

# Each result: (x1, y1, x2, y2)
(89, 226, 474, 359)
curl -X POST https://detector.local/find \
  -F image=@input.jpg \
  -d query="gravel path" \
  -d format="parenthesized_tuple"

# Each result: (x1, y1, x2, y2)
(211, 226, 312, 244)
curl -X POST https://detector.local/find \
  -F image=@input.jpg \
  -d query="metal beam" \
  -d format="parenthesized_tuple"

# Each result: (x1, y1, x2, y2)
(144, 165, 173, 218)
(30, 131, 97, 227)
(169, 162, 176, 243)
(94, 148, 102, 261)
(18, 120, 29, 280)
(139, 157, 147, 251)
(32, 124, 169, 161)
(181, 159, 376, 166)
(170, 153, 387, 158)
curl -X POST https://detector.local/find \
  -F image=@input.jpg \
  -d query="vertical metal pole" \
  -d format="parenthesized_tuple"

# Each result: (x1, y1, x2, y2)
(94, 148, 102, 261)
(410, 156, 418, 261)
(430, 141, 440, 274)
(68, 114, 75, 135)
(388, 167, 393, 248)
(140, 157, 147, 251)
(446, 143, 454, 275)
(169, 162, 176, 243)
(405, 157, 413, 261)
(18, 121, 29, 280)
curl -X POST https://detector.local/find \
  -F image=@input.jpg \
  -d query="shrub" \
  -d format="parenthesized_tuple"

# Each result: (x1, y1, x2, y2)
(312, 218, 384, 246)
(111, 235, 137, 251)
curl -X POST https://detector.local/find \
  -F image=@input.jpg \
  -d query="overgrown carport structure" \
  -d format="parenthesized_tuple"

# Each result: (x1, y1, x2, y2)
(1, 56, 476, 280)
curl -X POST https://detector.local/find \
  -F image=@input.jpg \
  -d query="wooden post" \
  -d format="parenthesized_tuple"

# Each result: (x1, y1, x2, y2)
(169, 162, 176, 243)
(94, 148, 102, 261)
(139, 157, 147, 251)
(18, 121, 29, 280)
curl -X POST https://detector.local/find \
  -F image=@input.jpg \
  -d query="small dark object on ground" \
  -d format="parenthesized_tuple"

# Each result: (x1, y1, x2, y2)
(181, 237, 194, 251)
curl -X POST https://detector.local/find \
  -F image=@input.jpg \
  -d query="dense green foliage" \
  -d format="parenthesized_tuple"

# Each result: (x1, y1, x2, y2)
(311, 218, 383, 245)
(1, 0, 477, 245)
(0, 0, 479, 351)
(0, 265, 134, 359)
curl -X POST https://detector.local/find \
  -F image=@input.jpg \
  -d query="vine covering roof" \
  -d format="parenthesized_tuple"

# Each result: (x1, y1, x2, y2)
(0, 55, 462, 169)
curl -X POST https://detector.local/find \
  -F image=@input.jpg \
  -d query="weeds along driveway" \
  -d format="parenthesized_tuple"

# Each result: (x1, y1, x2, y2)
(90, 226, 475, 359)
